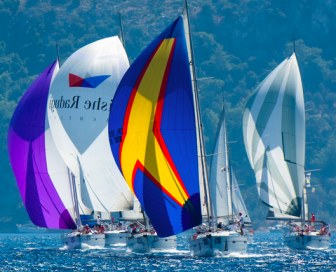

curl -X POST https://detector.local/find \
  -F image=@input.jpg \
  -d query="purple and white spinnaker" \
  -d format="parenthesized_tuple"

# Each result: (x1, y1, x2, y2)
(8, 61, 77, 229)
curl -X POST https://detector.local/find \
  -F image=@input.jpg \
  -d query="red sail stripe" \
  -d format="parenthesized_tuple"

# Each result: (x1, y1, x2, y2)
(153, 39, 191, 199)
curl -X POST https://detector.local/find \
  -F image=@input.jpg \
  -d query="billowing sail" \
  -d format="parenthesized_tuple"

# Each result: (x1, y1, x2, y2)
(242, 53, 305, 218)
(48, 37, 134, 214)
(209, 108, 231, 224)
(8, 61, 76, 229)
(108, 17, 202, 237)
(231, 168, 251, 223)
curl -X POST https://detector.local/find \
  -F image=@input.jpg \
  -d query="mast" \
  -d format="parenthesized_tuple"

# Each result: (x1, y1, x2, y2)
(184, 0, 215, 229)
(56, 42, 60, 64)
(222, 91, 233, 222)
(118, 12, 126, 50)
(68, 169, 82, 229)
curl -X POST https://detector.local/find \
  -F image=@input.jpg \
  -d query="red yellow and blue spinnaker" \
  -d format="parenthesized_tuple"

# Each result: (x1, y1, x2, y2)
(108, 17, 201, 237)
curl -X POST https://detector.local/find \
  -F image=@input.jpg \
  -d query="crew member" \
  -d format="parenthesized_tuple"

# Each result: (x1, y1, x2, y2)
(239, 212, 244, 235)
(311, 212, 315, 231)
(96, 215, 101, 228)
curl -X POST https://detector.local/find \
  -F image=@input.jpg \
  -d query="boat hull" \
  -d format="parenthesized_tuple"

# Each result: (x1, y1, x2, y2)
(189, 232, 247, 257)
(284, 234, 330, 250)
(105, 231, 130, 246)
(61, 233, 105, 249)
(126, 233, 177, 252)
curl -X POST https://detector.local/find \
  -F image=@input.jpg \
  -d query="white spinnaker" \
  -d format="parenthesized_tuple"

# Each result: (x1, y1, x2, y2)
(44, 61, 76, 223)
(182, 6, 208, 220)
(48, 37, 133, 213)
(242, 53, 305, 217)
(231, 168, 251, 223)
(209, 108, 230, 224)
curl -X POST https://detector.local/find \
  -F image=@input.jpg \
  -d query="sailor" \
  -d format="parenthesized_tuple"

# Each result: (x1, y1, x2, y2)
(311, 212, 315, 231)
(96, 215, 101, 228)
(217, 222, 222, 229)
(239, 212, 244, 235)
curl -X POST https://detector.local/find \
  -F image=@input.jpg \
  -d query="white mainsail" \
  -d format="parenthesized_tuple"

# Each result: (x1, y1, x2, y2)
(48, 37, 134, 214)
(209, 108, 231, 224)
(242, 53, 305, 219)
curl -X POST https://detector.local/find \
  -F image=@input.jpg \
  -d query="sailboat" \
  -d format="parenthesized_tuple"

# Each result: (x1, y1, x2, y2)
(108, 1, 247, 255)
(242, 50, 330, 249)
(8, 61, 78, 233)
(208, 103, 254, 244)
(47, 35, 135, 248)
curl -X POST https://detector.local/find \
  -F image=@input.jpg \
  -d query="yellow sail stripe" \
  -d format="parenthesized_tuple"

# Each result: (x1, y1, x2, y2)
(121, 38, 189, 206)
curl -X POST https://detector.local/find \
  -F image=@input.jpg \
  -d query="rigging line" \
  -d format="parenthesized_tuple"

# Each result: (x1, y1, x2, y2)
(190, 16, 223, 93)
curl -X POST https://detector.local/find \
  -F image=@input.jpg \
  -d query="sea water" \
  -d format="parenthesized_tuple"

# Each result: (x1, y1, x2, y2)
(0, 233, 335, 271)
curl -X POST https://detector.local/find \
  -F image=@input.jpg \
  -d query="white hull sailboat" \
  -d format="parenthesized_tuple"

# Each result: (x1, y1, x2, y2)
(242, 44, 330, 250)
(284, 232, 330, 250)
(190, 231, 247, 256)
(61, 232, 105, 249)
(126, 233, 177, 253)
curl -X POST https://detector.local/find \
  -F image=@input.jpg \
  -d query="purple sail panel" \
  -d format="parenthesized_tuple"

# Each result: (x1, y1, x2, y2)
(8, 61, 76, 229)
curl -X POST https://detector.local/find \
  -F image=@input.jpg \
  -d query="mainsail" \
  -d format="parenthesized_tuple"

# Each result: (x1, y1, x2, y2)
(108, 16, 202, 237)
(209, 107, 231, 224)
(242, 53, 305, 219)
(48, 37, 134, 214)
(209, 106, 251, 224)
(8, 61, 77, 229)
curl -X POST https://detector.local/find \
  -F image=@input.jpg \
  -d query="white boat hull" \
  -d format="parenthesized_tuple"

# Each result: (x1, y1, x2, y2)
(284, 233, 330, 250)
(189, 232, 247, 257)
(246, 231, 254, 243)
(61, 233, 105, 249)
(105, 231, 130, 245)
(126, 233, 177, 252)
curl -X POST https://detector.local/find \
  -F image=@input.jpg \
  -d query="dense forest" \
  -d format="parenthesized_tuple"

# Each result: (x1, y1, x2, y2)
(1, 0, 336, 232)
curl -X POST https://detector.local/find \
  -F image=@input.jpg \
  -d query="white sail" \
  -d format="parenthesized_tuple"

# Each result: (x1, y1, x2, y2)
(48, 36, 134, 213)
(242, 53, 305, 218)
(120, 198, 143, 221)
(209, 108, 230, 224)
(182, 4, 209, 221)
(231, 168, 251, 223)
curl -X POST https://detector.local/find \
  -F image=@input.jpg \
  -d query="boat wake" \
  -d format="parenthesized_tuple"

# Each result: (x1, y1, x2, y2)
(215, 252, 276, 258)
(80, 244, 105, 251)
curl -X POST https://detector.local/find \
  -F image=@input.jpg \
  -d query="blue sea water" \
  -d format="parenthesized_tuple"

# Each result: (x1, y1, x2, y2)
(0, 233, 335, 271)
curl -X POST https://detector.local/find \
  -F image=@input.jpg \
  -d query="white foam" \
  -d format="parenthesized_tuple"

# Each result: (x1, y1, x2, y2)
(215, 252, 276, 258)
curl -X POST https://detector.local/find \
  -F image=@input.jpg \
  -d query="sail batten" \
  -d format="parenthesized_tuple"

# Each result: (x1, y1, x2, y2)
(243, 53, 305, 218)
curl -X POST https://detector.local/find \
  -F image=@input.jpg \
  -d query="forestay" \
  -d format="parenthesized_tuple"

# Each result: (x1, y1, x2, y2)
(108, 17, 202, 238)
(48, 37, 134, 214)
(242, 53, 305, 218)
(8, 61, 76, 229)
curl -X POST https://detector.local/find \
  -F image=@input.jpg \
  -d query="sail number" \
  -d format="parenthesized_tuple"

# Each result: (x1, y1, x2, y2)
(109, 128, 123, 145)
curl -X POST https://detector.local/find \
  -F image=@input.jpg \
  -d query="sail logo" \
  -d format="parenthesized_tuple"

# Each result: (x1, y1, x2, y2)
(69, 73, 110, 88)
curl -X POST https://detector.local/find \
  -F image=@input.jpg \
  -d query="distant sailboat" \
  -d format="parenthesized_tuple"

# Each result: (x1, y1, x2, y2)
(242, 51, 330, 249)
(8, 61, 78, 231)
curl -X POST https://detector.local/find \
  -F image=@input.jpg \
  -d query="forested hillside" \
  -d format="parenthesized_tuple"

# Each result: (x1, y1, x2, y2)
(1, 0, 335, 231)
